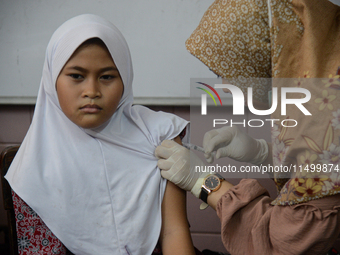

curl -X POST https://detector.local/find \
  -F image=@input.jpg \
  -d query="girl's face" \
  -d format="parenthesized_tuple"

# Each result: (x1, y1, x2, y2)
(56, 42, 124, 129)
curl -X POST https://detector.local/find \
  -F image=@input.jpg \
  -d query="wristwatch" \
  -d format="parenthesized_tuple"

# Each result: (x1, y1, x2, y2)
(200, 173, 225, 203)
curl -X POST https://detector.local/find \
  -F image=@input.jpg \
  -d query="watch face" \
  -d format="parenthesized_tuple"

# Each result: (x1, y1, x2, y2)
(204, 175, 220, 189)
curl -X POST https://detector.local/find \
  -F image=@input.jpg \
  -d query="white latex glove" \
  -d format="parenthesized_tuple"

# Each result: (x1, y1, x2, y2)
(155, 140, 211, 198)
(203, 126, 268, 165)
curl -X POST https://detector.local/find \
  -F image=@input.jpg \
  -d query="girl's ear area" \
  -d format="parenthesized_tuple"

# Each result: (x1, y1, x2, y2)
(121, 81, 125, 97)
(55, 70, 64, 92)
(55, 77, 59, 91)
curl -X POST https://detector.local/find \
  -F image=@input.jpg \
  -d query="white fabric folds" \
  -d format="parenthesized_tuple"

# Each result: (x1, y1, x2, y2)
(5, 14, 188, 255)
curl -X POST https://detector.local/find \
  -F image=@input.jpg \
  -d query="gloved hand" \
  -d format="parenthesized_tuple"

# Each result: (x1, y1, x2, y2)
(155, 140, 211, 198)
(203, 126, 268, 165)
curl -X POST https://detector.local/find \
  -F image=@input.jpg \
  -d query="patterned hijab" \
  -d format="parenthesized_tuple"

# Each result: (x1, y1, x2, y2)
(6, 14, 188, 254)
(186, 0, 340, 205)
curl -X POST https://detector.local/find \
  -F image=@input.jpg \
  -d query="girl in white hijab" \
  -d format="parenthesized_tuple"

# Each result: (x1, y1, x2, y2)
(5, 14, 196, 255)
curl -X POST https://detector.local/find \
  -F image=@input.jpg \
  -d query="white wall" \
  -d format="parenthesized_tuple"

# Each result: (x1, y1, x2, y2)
(0, 0, 216, 105)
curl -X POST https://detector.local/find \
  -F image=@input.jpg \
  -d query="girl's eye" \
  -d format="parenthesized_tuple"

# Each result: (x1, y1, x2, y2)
(101, 75, 114, 80)
(69, 74, 84, 80)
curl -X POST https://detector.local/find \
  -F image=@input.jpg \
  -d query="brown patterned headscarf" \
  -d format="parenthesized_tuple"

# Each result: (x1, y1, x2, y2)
(186, 0, 340, 205)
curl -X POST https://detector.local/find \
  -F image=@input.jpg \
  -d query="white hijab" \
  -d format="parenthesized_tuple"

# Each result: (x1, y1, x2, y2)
(6, 14, 188, 255)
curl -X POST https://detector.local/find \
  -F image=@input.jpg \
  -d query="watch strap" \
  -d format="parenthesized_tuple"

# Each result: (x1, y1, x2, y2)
(214, 173, 224, 180)
(200, 187, 209, 203)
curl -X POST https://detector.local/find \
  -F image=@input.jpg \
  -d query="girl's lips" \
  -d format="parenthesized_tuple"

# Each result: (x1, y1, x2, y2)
(80, 104, 102, 113)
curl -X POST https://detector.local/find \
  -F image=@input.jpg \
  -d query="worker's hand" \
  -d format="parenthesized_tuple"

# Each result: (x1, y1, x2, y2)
(155, 140, 210, 198)
(203, 126, 268, 165)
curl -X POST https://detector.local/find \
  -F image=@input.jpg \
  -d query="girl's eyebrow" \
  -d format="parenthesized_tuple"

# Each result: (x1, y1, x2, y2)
(100, 66, 119, 72)
(66, 66, 119, 72)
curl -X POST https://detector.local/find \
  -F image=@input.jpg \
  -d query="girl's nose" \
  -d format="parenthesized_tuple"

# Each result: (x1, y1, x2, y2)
(82, 80, 101, 99)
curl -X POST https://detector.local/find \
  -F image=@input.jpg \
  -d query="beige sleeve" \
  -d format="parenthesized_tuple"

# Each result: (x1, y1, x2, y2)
(216, 179, 340, 255)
